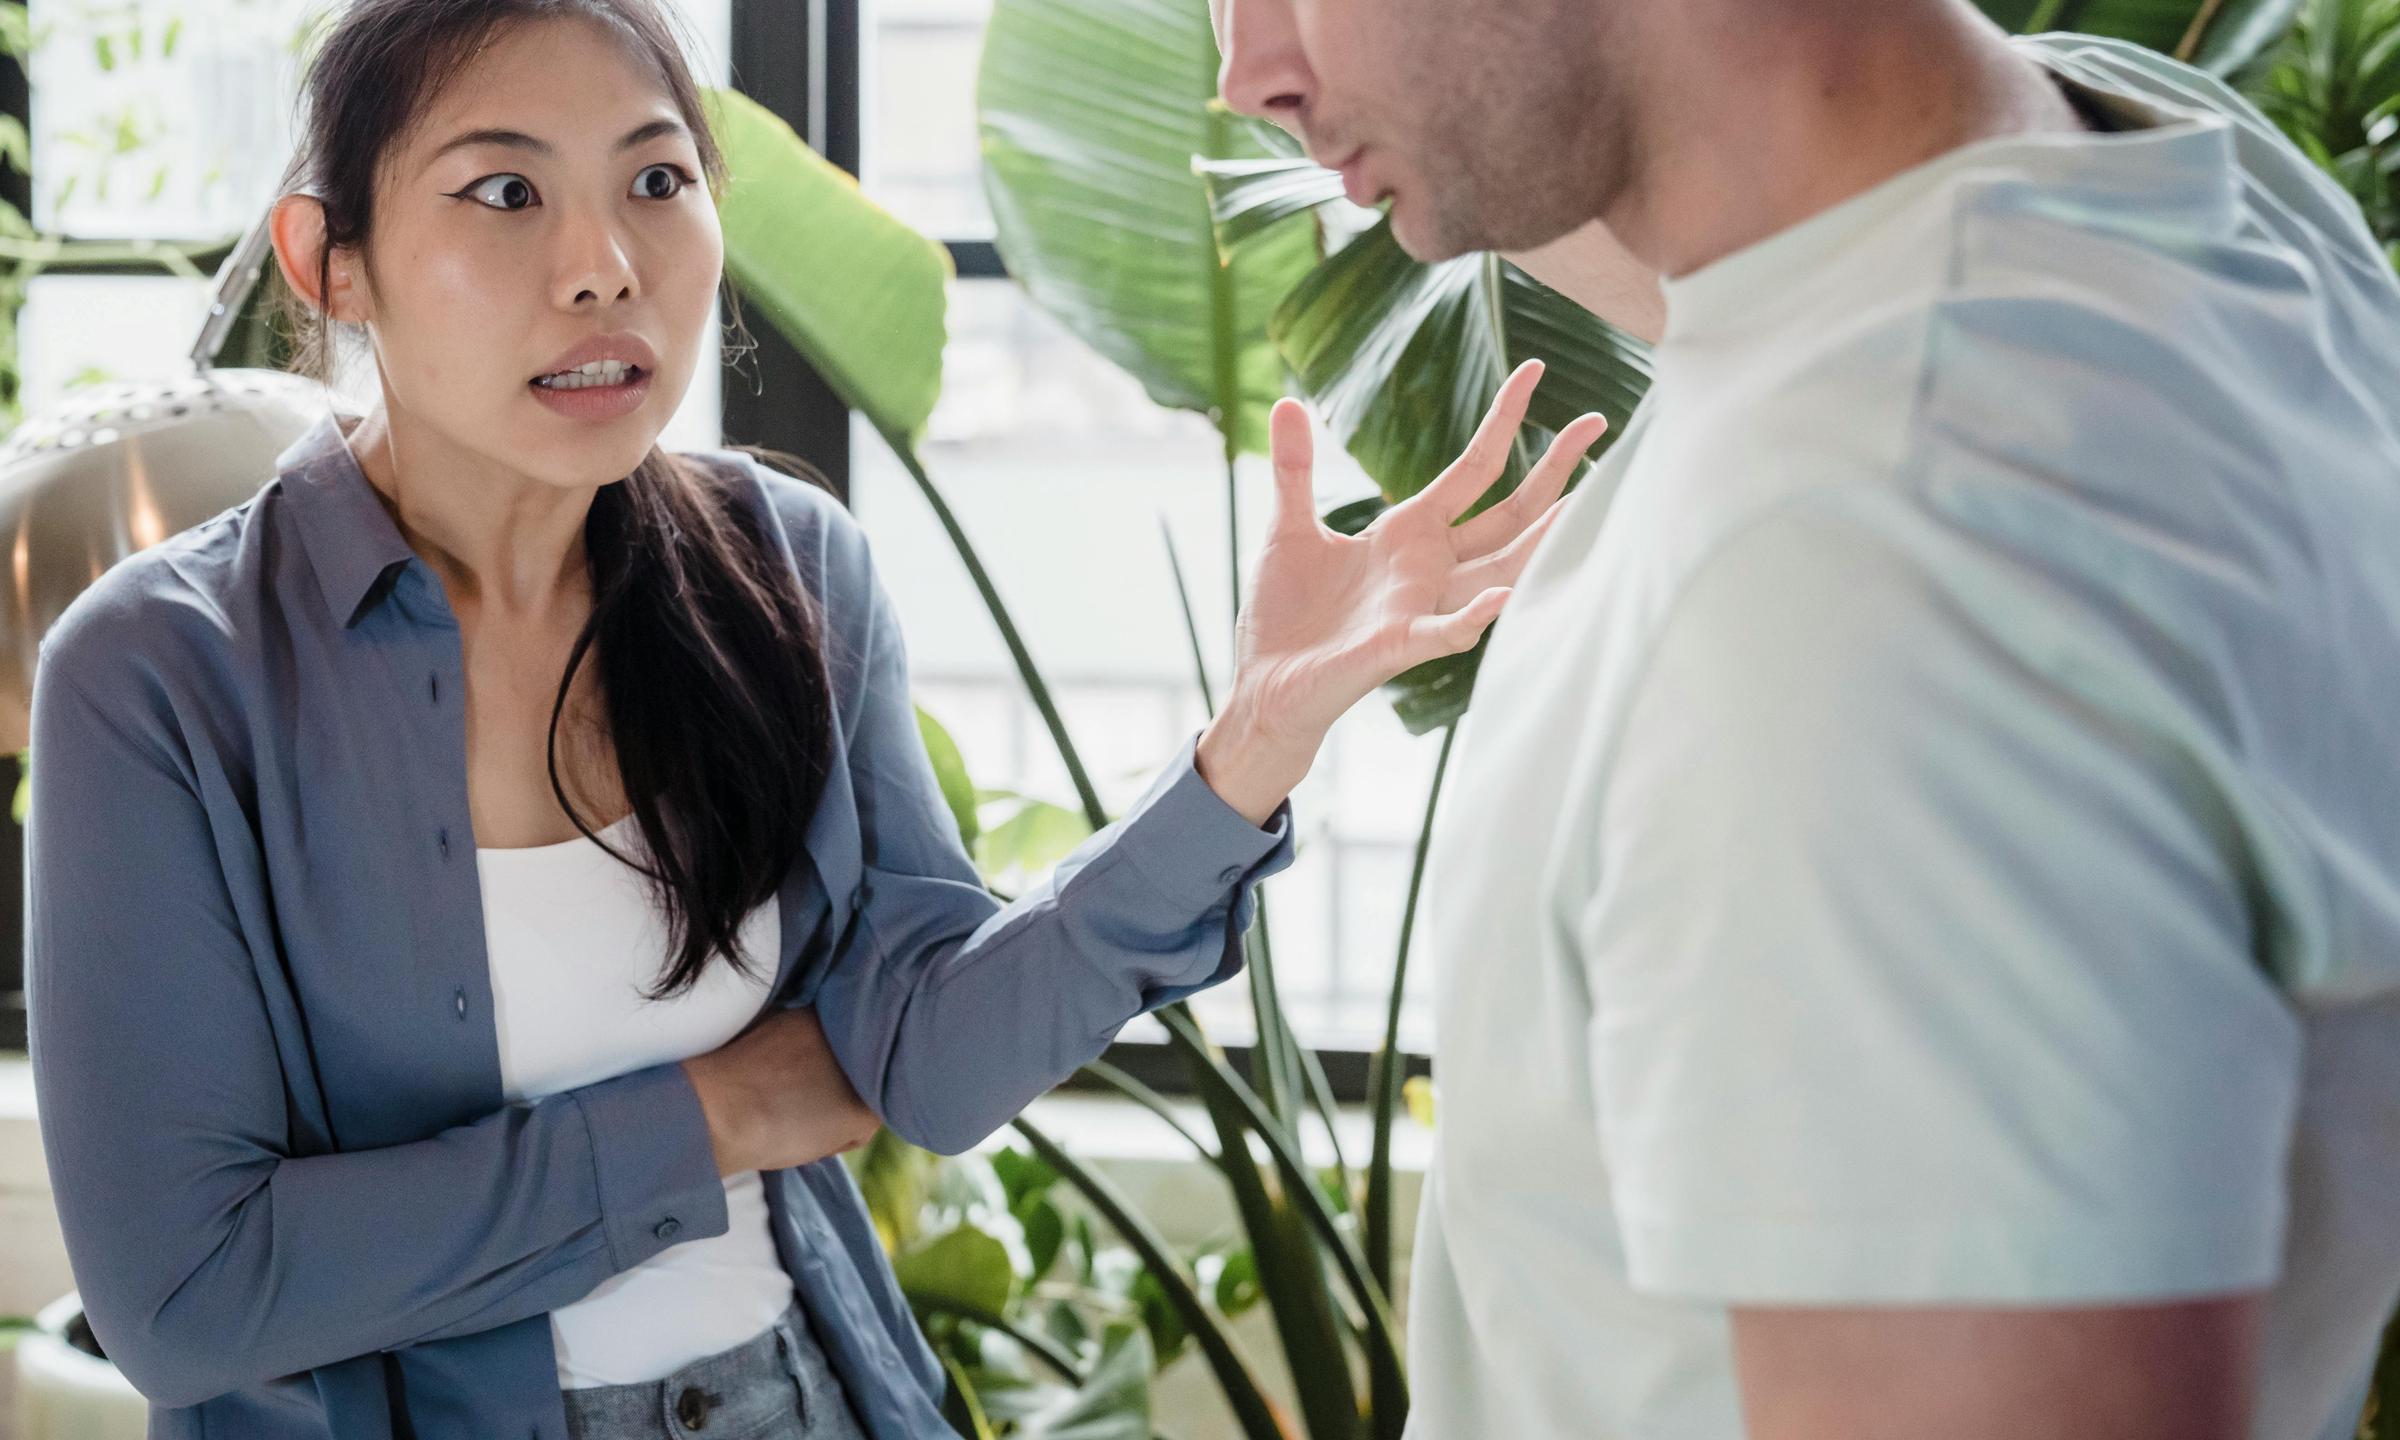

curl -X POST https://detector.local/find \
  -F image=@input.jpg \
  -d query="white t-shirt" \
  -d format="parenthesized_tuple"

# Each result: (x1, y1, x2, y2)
(1406, 37, 2400, 1440)
(477, 814, 794, 1389)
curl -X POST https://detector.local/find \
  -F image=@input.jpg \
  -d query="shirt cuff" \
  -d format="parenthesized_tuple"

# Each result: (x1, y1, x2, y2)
(568, 1060, 732, 1272)
(1108, 733, 1297, 915)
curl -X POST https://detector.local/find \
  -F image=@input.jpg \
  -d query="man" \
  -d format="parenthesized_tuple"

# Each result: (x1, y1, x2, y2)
(1213, 2, 2400, 1438)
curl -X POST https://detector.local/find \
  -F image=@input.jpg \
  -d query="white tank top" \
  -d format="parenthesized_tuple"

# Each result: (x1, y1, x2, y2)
(476, 813, 795, 1389)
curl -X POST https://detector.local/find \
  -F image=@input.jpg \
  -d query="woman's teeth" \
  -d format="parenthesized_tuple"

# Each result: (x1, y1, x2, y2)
(534, 360, 639, 390)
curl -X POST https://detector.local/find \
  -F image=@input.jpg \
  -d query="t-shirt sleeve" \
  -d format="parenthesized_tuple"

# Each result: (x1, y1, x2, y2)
(1579, 497, 2304, 1305)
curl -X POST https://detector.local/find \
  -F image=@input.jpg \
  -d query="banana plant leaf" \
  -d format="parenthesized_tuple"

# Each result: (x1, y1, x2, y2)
(979, 0, 1320, 458)
(1980, 0, 2303, 70)
(707, 88, 952, 448)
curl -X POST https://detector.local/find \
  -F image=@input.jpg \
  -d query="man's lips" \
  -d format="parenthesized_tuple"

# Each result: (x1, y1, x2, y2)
(1323, 148, 1378, 206)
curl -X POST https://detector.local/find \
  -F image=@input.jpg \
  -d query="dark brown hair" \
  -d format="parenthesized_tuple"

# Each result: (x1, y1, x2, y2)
(277, 0, 834, 999)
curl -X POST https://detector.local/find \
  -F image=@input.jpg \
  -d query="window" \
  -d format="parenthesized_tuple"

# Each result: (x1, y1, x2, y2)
(20, 0, 727, 450)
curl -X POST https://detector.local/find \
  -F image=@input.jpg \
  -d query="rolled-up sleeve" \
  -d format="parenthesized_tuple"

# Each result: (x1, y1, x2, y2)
(27, 657, 729, 1410)
(795, 484, 1293, 1156)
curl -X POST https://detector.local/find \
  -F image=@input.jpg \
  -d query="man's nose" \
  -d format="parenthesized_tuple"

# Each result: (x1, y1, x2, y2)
(1216, 0, 1308, 124)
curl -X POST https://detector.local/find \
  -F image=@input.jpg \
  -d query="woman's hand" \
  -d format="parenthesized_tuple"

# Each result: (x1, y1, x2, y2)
(1196, 359, 1608, 824)
(680, 1008, 881, 1177)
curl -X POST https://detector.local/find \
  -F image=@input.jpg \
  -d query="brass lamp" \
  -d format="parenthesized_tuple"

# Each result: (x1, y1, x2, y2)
(0, 211, 325, 751)
(0, 213, 321, 1050)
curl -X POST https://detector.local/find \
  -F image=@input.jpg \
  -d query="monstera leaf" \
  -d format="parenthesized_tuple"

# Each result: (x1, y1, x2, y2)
(979, 0, 1318, 457)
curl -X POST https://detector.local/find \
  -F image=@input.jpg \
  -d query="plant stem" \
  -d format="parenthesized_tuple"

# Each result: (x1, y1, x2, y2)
(1366, 724, 1456, 1297)
(1158, 1009, 1408, 1378)
(1160, 1012, 1364, 1440)
(1081, 1058, 1221, 1163)
(913, 1297, 1087, 1382)
(1014, 1115, 1292, 1440)
(2176, 0, 2230, 60)
(1162, 518, 1219, 717)
(884, 433, 1107, 830)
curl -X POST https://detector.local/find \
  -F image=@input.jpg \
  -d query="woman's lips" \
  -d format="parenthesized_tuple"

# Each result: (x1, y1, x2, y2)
(526, 366, 653, 423)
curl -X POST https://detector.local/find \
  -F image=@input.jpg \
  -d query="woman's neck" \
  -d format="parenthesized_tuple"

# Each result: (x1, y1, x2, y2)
(340, 406, 598, 622)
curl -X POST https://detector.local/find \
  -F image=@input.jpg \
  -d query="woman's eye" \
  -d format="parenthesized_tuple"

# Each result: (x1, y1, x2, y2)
(633, 164, 691, 200)
(458, 174, 536, 211)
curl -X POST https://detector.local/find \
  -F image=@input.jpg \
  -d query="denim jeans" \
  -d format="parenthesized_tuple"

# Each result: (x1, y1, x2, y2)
(560, 1301, 872, 1440)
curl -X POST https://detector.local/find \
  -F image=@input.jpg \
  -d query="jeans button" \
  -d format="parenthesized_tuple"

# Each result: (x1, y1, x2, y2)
(675, 1385, 711, 1430)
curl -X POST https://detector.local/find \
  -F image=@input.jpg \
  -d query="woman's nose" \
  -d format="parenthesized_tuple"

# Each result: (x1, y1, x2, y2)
(554, 213, 639, 307)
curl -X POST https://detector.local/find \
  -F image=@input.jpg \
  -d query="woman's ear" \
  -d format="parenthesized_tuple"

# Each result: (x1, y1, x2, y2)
(268, 193, 371, 325)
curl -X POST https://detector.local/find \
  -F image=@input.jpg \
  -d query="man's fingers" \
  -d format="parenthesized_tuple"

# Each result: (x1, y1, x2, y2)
(1450, 410, 1607, 559)
(1418, 359, 1545, 522)
(1270, 397, 1319, 535)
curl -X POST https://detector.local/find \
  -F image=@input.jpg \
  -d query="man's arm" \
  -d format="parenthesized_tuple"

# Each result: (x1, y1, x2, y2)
(1731, 1298, 2261, 1440)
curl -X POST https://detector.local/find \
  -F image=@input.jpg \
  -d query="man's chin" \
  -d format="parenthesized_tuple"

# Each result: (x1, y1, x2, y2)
(1387, 197, 1479, 265)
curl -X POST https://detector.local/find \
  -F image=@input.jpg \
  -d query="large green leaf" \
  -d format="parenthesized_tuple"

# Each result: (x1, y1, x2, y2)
(894, 1224, 1019, 1319)
(979, 0, 1319, 456)
(1983, 0, 2303, 71)
(915, 705, 982, 851)
(708, 89, 951, 448)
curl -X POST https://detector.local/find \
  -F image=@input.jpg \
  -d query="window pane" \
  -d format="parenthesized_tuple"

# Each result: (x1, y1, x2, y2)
(19, 273, 210, 415)
(850, 280, 1441, 1052)
(30, 0, 733, 241)
(23, 0, 729, 446)
(863, 0, 995, 239)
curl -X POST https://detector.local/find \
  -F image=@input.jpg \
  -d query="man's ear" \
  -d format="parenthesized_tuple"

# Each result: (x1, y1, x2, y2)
(268, 193, 371, 325)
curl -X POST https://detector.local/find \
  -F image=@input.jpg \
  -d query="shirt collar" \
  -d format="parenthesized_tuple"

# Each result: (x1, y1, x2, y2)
(1659, 49, 2238, 346)
(276, 411, 418, 628)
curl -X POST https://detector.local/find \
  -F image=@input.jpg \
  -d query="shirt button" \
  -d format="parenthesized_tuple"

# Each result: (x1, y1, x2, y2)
(655, 1216, 682, 1241)
(1219, 865, 1245, 885)
(428, 671, 440, 705)
(437, 827, 451, 860)
(453, 989, 467, 1020)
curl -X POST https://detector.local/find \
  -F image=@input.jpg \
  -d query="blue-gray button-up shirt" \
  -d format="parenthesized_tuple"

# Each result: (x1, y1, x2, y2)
(25, 413, 1293, 1439)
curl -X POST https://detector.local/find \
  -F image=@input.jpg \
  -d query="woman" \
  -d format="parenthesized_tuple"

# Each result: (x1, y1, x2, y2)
(23, 1, 1602, 1437)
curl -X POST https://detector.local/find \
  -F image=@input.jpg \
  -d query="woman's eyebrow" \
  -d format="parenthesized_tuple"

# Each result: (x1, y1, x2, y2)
(424, 118, 691, 169)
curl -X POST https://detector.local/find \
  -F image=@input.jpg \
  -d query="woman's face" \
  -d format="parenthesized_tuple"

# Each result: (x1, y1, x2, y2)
(338, 16, 722, 490)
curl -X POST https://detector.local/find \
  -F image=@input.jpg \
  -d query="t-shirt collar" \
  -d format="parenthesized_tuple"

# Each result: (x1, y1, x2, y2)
(1658, 59, 2239, 346)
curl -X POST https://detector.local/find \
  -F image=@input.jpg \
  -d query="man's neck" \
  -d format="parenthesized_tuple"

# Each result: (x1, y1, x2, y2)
(1604, 3, 2086, 280)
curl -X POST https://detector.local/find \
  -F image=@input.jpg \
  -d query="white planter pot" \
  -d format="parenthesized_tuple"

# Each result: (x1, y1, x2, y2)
(12, 1293, 145, 1440)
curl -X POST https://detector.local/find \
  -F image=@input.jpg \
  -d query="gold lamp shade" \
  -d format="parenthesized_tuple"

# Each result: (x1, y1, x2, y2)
(0, 216, 319, 750)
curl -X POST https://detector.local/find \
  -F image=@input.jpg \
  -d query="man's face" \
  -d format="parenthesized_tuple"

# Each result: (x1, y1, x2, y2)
(1212, 0, 1624, 261)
